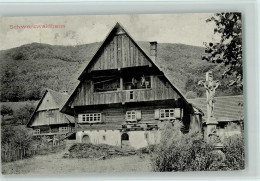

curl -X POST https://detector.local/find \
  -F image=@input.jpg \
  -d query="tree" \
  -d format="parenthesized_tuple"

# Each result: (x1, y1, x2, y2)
(1, 105, 13, 118)
(13, 104, 35, 125)
(202, 13, 242, 88)
(1, 125, 34, 150)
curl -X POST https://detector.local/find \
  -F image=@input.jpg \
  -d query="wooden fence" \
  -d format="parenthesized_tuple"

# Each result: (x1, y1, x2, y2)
(1, 141, 66, 163)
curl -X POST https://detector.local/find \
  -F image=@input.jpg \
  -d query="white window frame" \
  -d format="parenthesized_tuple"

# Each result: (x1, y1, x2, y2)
(160, 109, 175, 119)
(59, 127, 69, 132)
(79, 113, 102, 123)
(126, 111, 136, 121)
(34, 129, 40, 135)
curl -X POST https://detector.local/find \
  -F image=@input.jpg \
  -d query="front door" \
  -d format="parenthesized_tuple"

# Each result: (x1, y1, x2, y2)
(121, 133, 130, 148)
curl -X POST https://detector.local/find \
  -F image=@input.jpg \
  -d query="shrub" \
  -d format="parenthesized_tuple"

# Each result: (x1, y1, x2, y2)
(150, 121, 224, 172)
(222, 134, 245, 170)
(1, 105, 13, 118)
(1, 125, 35, 151)
(13, 103, 35, 125)
(185, 91, 198, 99)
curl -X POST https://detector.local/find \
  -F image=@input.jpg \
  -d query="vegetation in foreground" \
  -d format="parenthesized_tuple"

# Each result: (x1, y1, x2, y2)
(150, 121, 245, 172)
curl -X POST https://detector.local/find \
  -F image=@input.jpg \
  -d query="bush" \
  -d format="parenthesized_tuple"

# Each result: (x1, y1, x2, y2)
(150, 121, 225, 172)
(1, 105, 13, 118)
(222, 134, 245, 170)
(1, 125, 35, 151)
(13, 103, 35, 125)
(185, 91, 198, 99)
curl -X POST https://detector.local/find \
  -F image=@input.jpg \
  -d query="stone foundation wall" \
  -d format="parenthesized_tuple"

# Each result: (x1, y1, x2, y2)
(76, 129, 161, 149)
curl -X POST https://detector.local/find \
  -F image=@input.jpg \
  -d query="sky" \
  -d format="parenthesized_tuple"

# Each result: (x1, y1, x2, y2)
(0, 13, 218, 50)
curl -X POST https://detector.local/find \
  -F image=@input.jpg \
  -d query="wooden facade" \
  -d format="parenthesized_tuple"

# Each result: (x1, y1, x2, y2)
(61, 23, 198, 148)
(71, 75, 180, 107)
(89, 34, 152, 71)
(27, 89, 75, 137)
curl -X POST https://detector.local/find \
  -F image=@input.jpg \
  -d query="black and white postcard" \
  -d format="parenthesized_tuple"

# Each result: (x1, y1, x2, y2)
(0, 13, 244, 175)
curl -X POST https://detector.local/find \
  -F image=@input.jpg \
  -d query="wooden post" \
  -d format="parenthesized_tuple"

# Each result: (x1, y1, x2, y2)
(120, 77, 123, 90)
(74, 109, 78, 133)
(20, 148, 23, 160)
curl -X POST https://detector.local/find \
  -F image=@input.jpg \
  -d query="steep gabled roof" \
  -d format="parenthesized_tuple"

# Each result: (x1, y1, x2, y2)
(61, 22, 190, 114)
(27, 89, 73, 127)
(188, 95, 244, 122)
(47, 89, 69, 109)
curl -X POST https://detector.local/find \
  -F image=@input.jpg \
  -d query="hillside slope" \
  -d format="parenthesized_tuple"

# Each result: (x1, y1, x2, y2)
(0, 42, 242, 102)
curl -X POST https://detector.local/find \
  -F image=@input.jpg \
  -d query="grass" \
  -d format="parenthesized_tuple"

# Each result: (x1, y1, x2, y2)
(1, 149, 152, 175)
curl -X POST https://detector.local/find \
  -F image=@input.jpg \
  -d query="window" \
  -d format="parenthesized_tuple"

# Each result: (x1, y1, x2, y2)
(126, 111, 136, 121)
(144, 132, 148, 139)
(126, 110, 141, 121)
(123, 75, 151, 90)
(160, 109, 175, 119)
(103, 135, 106, 141)
(129, 91, 134, 100)
(93, 77, 120, 92)
(59, 127, 69, 132)
(34, 129, 40, 135)
(79, 113, 102, 123)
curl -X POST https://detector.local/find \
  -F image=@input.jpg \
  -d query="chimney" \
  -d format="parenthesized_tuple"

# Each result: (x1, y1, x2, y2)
(150, 41, 157, 61)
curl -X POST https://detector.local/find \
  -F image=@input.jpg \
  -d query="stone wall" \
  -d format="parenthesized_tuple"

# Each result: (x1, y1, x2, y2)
(76, 129, 161, 149)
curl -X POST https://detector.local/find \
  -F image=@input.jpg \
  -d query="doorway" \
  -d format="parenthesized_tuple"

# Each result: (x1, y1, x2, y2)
(121, 133, 130, 148)
(82, 135, 90, 143)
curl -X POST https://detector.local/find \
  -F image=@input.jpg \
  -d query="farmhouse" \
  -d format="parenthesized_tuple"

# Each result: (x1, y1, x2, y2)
(61, 23, 202, 149)
(27, 89, 75, 139)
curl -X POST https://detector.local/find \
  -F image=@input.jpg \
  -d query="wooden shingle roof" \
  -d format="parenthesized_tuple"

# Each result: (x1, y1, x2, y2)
(47, 89, 70, 109)
(188, 95, 244, 122)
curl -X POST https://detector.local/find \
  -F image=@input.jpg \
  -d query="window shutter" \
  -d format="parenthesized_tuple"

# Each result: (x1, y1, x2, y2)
(78, 114, 83, 123)
(136, 110, 142, 120)
(174, 108, 181, 118)
(154, 109, 160, 120)
(101, 113, 105, 122)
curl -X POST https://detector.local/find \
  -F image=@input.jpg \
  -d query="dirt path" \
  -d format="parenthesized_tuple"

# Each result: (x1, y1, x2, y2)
(2, 150, 152, 175)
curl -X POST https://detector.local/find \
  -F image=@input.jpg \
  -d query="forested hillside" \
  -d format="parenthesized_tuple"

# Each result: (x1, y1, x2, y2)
(0, 42, 242, 102)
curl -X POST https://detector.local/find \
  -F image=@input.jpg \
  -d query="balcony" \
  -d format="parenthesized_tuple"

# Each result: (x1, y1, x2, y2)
(92, 88, 153, 105)
(33, 127, 75, 136)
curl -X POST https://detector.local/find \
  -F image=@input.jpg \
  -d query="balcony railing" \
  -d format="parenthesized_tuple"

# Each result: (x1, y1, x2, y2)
(33, 127, 75, 136)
